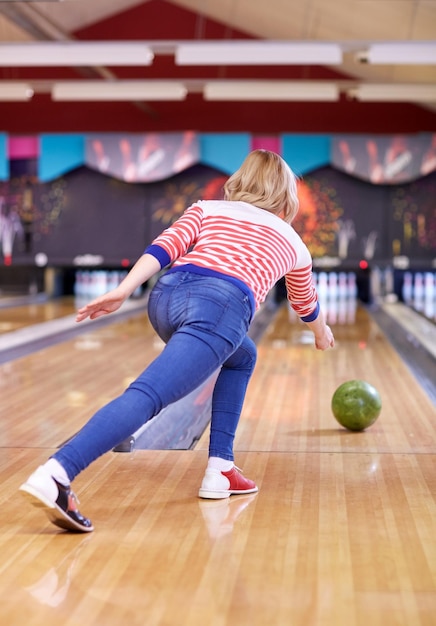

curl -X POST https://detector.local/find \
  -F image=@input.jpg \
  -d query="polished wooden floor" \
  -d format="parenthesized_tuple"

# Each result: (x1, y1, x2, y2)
(0, 296, 435, 626)
(0, 297, 75, 334)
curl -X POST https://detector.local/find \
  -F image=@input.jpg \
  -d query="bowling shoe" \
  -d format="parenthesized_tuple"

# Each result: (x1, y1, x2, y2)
(198, 465, 258, 499)
(19, 465, 94, 533)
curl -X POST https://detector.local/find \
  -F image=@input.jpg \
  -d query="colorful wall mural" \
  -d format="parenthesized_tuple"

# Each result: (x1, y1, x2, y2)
(0, 132, 435, 270)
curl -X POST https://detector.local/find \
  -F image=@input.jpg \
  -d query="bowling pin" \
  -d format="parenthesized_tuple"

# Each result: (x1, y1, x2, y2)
(370, 266, 382, 303)
(413, 273, 424, 312)
(424, 272, 435, 319)
(108, 271, 118, 291)
(82, 271, 91, 297)
(347, 272, 357, 299)
(402, 272, 413, 305)
(74, 271, 81, 298)
(327, 296, 338, 325)
(337, 272, 348, 325)
(338, 272, 348, 298)
(329, 272, 338, 295)
(384, 267, 394, 297)
(347, 297, 357, 324)
(338, 295, 348, 325)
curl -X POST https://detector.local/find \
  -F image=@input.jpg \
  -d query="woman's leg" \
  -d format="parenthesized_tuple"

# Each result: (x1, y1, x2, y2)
(19, 273, 253, 529)
(208, 335, 257, 461)
(20, 325, 237, 533)
(54, 273, 253, 481)
(198, 335, 258, 499)
(53, 325, 238, 480)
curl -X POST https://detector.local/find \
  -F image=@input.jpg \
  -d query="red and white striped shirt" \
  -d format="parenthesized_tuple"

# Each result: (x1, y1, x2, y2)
(145, 200, 318, 319)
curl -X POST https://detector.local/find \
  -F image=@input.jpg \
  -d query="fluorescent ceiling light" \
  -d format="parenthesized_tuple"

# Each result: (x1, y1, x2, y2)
(204, 81, 339, 101)
(0, 42, 154, 67)
(364, 42, 436, 64)
(1, 40, 435, 68)
(0, 82, 33, 101)
(176, 42, 342, 65)
(349, 83, 436, 102)
(51, 81, 187, 101)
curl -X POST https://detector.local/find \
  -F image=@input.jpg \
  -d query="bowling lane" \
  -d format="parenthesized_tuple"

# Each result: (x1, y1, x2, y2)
(2, 289, 435, 459)
(0, 296, 76, 334)
(0, 268, 143, 337)
(0, 295, 149, 365)
(1, 446, 435, 626)
(0, 299, 435, 626)
(0, 309, 160, 449)
(197, 303, 436, 456)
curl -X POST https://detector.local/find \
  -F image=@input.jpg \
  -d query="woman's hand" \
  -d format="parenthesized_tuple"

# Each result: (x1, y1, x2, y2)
(76, 287, 127, 322)
(314, 325, 335, 351)
(75, 254, 161, 323)
(304, 309, 335, 351)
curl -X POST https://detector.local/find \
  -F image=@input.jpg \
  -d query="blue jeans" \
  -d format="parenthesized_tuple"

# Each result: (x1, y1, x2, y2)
(54, 272, 257, 481)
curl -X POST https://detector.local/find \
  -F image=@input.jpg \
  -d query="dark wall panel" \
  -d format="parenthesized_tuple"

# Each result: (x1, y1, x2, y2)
(1, 161, 435, 270)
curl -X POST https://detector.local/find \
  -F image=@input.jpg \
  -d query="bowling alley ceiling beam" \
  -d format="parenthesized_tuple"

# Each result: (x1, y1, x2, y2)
(0, 2, 69, 41)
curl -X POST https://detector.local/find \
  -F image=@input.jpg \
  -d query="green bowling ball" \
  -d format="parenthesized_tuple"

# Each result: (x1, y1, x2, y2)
(331, 379, 382, 431)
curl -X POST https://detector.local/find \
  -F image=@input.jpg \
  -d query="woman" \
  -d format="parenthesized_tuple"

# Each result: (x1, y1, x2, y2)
(20, 150, 334, 533)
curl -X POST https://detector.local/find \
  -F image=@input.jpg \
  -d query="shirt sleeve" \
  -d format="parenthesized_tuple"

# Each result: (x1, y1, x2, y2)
(284, 263, 319, 320)
(144, 204, 203, 268)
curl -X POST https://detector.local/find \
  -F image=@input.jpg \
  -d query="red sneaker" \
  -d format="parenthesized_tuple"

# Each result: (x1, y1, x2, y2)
(198, 466, 258, 499)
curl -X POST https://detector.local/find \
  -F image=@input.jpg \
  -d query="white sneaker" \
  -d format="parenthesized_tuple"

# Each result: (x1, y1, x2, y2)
(198, 466, 258, 499)
(19, 466, 94, 533)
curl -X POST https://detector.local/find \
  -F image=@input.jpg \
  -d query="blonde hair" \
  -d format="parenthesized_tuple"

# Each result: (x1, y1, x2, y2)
(223, 149, 299, 223)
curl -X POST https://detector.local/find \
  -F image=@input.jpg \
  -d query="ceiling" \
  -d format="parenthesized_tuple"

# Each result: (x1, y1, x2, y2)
(1, 0, 436, 134)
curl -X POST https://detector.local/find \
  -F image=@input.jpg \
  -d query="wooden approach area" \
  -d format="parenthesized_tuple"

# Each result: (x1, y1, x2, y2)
(0, 297, 435, 626)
